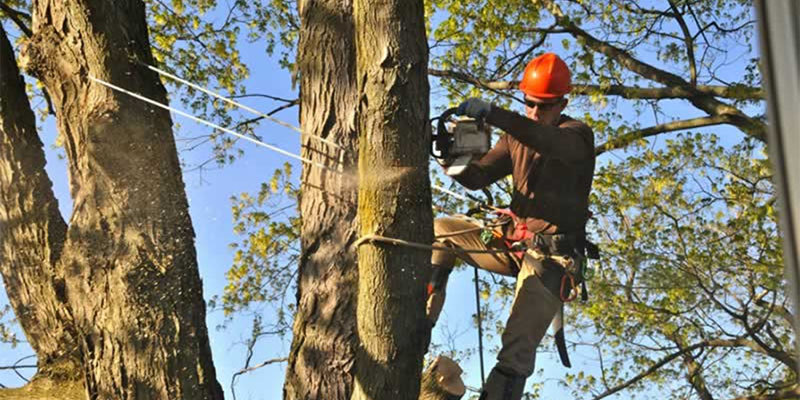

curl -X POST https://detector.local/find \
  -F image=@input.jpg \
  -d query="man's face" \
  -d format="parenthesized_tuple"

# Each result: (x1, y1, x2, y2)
(524, 96, 567, 126)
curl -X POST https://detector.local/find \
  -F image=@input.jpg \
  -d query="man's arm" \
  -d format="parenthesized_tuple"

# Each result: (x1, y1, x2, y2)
(448, 134, 512, 190)
(486, 107, 594, 163)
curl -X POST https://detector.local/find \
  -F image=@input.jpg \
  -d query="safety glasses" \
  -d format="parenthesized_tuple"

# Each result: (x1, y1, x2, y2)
(524, 98, 564, 111)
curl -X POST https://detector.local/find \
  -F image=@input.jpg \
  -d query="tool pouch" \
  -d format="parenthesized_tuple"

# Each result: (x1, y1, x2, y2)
(533, 233, 577, 256)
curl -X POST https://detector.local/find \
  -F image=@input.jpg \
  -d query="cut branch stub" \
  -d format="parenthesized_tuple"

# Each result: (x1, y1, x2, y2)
(419, 356, 466, 400)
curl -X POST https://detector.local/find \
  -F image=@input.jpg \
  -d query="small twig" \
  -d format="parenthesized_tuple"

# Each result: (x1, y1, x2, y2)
(231, 357, 288, 400)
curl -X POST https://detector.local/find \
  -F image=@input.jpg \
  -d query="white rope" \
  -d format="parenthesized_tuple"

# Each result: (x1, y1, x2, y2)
(139, 62, 342, 150)
(431, 184, 471, 201)
(88, 75, 339, 174)
(431, 184, 502, 212)
(89, 75, 488, 209)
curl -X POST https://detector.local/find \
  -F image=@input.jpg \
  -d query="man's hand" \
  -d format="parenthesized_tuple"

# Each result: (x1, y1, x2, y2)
(457, 98, 492, 119)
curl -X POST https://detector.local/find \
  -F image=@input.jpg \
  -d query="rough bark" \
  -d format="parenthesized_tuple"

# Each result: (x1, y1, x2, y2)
(2, 1, 224, 398)
(418, 357, 465, 400)
(282, 0, 360, 399)
(0, 22, 82, 397)
(351, 0, 432, 399)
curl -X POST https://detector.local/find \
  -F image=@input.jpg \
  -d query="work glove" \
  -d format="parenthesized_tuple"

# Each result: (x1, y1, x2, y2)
(457, 98, 492, 119)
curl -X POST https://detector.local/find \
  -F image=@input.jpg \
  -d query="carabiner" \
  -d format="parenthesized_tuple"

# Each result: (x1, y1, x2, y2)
(560, 273, 578, 302)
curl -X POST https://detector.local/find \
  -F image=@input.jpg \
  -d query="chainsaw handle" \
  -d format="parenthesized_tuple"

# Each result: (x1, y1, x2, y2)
(430, 107, 460, 159)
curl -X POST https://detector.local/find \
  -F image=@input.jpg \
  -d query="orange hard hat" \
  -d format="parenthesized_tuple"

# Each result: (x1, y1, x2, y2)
(518, 53, 571, 98)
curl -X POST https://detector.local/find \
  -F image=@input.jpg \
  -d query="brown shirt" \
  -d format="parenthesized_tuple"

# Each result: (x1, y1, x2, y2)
(452, 107, 595, 234)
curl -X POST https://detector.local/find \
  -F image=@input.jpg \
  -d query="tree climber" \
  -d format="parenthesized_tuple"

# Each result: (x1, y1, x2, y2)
(428, 53, 596, 400)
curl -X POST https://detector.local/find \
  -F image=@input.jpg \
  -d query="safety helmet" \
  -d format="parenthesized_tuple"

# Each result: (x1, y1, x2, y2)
(518, 53, 571, 98)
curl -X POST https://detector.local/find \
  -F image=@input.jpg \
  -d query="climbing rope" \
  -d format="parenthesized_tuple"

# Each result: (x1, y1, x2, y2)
(88, 75, 338, 174)
(136, 60, 342, 150)
(354, 234, 517, 255)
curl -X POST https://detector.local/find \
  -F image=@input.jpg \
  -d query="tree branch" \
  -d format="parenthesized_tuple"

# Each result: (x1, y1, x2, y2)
(592, 337, 795, 400)
(670, 335, 714, 400)
(230, 357, 288, 400)
(428, 69, 763, 100)
(755, 297, 794, 327)
(725, 385, 800, 400)
(592, 341, 707, 400)
(549, 10, 766, 140)
(596, 115, 734, 155)
(0, 2, 32, 37)
(668, 0, 698, 86)
(0, 22, 76, 367)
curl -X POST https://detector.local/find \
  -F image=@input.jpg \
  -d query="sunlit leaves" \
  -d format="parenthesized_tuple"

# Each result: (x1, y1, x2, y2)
(216, 163, 299, 337)
(577, 131, 791, 397)
(0, 305, 19, 348)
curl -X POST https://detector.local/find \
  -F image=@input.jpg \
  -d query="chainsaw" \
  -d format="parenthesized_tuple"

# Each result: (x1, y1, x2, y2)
(431, 107, 492, 176)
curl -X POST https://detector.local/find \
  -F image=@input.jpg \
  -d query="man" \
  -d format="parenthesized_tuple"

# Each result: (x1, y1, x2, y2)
(428, 53, 595, 400)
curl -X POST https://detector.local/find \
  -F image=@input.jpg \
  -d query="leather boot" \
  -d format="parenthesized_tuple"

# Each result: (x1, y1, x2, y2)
(478, 367, 526, 400)
(426, 265, 452, 324)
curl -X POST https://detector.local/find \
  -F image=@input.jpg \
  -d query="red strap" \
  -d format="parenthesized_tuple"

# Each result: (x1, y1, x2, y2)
(494, 208, 533, 259)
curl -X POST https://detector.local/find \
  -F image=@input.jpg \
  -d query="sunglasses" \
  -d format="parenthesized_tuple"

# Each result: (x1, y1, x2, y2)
(524, 98, 563, 111)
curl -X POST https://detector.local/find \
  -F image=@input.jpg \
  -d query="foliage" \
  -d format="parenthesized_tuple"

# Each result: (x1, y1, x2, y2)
(575, 134, 793, 398)
(209, 162, 300, 337)
(0, 305, 19, 348)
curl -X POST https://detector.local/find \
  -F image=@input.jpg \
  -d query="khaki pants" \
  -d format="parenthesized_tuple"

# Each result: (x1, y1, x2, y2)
(432, 216, 563, 377)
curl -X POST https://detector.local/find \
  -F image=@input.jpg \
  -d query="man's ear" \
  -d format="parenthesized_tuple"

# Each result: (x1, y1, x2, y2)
(560, 98, 569, 111)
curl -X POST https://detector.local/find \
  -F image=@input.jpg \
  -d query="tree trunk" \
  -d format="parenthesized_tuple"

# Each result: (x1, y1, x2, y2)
(0, 23, 83, 399)
(282, 0, 360, 399)
(419, 357, 466, 400)
(351, 0, 432, 399)
(2, 1, 223, 398)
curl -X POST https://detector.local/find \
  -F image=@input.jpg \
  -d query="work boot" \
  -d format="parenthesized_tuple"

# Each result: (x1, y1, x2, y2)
(426, 266, 452, 324)
(478, 367, 526, 400)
